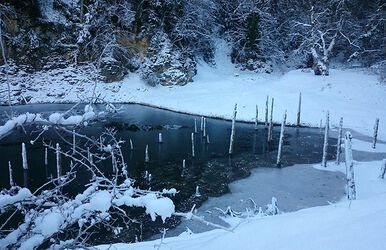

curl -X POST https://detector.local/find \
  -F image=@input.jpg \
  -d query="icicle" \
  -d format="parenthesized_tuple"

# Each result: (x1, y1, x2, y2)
(203, 117, 206, 137)
(229, 104, 237, 155)
(373, 118, 379, 149)
(322, 111, 329, 168)
(182, 159, 186, 169)
(44, 147, 48, 166)
(56, 143, 61, 177)
(206, 134, 210, 144)
(195, 185, 201, 197)
(22, 143, 28, 170)
(8, 161, 14, 187)
(255, 105, 258, 130)
(265, 95, 269, 128)
(344, 131, 356, 200)
(200, 116, 204, 131)
(158, 133, 163, 143)
(191, 133, 195, 157)
(145, 144, 149, 163)
(72, 129, 76, 154)
(297, 92, 302, 127)
(276, 110, 287, 167)
(335, 117, 343, 165)
(130, 138, 133, 150)
(194, 119, 198, 133)
(267, 98, 274, 143)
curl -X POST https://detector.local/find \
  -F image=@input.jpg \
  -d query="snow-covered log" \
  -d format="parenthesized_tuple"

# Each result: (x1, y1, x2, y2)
(229, 104, 237, 155)
(344, 131, 356, 200)
(336, 117, 343, 165)
(373, 118, 379, 149)
(276, 111, 287, 167)
(322, 112, 329, 168)
(21, 143, 28, 170)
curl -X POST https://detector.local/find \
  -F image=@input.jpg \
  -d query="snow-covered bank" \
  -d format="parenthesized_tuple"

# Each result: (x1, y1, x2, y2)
(1, 43, 384, 140)
(97, 159, 386, 250)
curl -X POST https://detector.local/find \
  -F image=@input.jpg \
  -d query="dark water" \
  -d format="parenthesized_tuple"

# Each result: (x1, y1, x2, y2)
(0, 104, 338, 243)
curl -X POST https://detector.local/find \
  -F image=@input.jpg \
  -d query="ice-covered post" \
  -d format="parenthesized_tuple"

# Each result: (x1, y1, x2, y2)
(22, 143, 28, 170)
(265, 96, 269, 128)
(297, 92, 302, 127)
(200, 116, 204, 132)
(130, 138, 133, 151)
(56, 143, 61, 177)
(379, 159, 386, 179)
(203, 117, 207, 137)
(373, 118, 379, 149)
(255, 105, 258, 130)
(276, 110, 287, 167)
(194, 119, 198, 133)
(158, 133, 163, 143)
(8, 161, 14, 187)
(195, 185, 201, 197)
(335, 117, 343, 165)
(344, 131, 356, 200)
(206, 134, 210, 144)
(229, 104, 237, 155)
(191, 132, 195, 157)
(111, 151, 117, 173)
(267, 98, 274, 143)
(182, 159, 186, 169)
(72, 129, 76, 155)
(321, 111, 329, 168)
(44, 147, 48, 166)
(145, 144, 149, 163)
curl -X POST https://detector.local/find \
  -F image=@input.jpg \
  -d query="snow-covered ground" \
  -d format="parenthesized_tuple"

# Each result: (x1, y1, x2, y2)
(98, 153, 386, 250)
(1, 41, 384, 140)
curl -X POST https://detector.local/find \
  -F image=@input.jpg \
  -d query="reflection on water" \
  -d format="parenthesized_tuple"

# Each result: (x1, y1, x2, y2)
(0, 104, 338, 242)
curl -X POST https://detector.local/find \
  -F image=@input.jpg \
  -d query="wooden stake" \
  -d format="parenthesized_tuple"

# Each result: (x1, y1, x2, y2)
(344, 131, 356, 200)
(265, 96, 269, 128)
(276, 110, 287, 167)
(56, 143, 61, 177)
(8, 161, 14, 187)
(322, 111, 329, 168)
(255, 105, 258, 130)
(22, 143, 28, 170)
(373, 118, 379, 149)
(297, 92, 302, 126)
(191, 132, 195, 157)
(335, 117, 343, 165)
(145, 144, 149, 163)
(229, 104, 237, 155)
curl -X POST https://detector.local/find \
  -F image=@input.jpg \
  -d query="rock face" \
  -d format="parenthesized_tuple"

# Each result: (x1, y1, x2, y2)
(0, 0, 198, 86)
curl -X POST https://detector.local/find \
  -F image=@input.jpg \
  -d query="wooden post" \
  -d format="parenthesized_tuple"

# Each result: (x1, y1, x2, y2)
(229, 104, 237, 155)
(255, 105, 258, 130)
(203, 117, 207, 137)
(322, 112, 329, 168)
(8, 161, 14, 187)
(194, 119, 198, 133)
(22, 143, 28, 170)
(297, 92, 302, 127)
(158, 133, 163, 143)
(44, 147, 48, 166)
(276, 110, 287, 167)
(379, 159, 386, 179)
(344, 131, 356, 200)
(56, 143, 61, 177)
(373, 118, 379, 149)
(145, 144, 149, 163)
(335, 117, 343, 165)
(267, 98, 274, 143)
(191, 133, 195, 157)
(72, 130, 76, 155)
(265, 96, 269, 128)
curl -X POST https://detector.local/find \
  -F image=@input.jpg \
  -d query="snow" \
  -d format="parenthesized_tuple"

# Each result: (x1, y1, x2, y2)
(145, 197, 175, 223)
(89, 190, 112, 212)
(97, 159, 386, 250)
(1, 41, 384, 140)
(0, 188, 33, 209)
